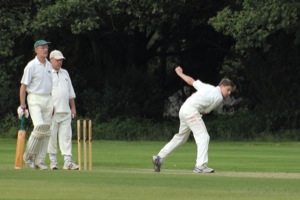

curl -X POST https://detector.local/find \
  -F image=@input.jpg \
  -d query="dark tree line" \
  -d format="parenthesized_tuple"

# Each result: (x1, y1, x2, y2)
(0, 0, 299, 135)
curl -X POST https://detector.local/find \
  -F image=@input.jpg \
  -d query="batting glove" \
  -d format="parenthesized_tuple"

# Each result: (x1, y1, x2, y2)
(17, 106, 29, 119)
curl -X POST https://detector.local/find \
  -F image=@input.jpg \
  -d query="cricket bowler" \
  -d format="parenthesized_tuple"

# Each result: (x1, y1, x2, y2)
(152, 66, 234, 173)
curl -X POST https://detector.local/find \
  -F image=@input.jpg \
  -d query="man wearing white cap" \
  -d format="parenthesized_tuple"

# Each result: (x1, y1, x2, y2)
(18, 39, 54, 170)
(47, 50, 79, 170)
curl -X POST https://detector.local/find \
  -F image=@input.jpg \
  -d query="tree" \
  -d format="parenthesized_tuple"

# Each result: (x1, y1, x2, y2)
(0, 0, 234, 120)
(0, 0, 33, 117)
(209, 0, 300, 131)
(29, 0, 231, 118)
(209, 0, 300, 51)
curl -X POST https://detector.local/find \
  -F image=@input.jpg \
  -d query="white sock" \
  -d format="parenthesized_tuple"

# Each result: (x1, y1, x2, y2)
(49, 154, 57, 161)
(64, 155, 72, 163)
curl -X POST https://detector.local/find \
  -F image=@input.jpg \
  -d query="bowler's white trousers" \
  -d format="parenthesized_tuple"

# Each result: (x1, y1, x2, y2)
(158, 110, 210, 167)
(48, 113, 73, 156)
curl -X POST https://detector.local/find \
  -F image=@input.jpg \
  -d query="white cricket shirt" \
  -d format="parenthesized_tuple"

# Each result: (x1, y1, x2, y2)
(52, 68, 76, 113)
(180, 80, 223, 117)
(21, 57, 52, 94)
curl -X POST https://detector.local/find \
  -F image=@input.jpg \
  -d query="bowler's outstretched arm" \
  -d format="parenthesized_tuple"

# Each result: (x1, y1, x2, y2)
(175, 66, 195, 86)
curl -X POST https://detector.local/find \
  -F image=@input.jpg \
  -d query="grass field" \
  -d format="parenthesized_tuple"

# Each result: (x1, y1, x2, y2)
(0, 139, 299, 199)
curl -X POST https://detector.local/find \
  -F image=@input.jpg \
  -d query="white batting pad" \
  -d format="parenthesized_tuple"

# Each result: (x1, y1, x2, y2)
(32, 124, 51, 138)
(35, 136, 50, 165)
(23, 134, 40, 160)
(34, 124, 50, 133)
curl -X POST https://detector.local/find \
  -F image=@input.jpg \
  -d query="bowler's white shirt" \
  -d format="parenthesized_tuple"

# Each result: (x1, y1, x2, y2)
(180, 80, 223, 117)
(52, 68, 76, 113)
(21, 57, 52, 94)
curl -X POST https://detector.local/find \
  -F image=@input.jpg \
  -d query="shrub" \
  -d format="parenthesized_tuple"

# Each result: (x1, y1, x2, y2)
(0, 113, 32, 138)
(73, 117, 178, 141)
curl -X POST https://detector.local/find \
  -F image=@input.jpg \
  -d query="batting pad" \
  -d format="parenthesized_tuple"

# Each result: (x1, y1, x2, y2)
(32, 124, 51, 138)
(35, 136, 50, 165)
(24, 134, 40, 159)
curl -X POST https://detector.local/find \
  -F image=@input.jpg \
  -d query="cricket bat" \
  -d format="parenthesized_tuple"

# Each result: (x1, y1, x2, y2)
(14, 115, 26, 169)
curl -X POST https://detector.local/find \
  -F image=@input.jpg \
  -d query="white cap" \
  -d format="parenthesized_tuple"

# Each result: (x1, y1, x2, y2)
(49, 50, 65, 59)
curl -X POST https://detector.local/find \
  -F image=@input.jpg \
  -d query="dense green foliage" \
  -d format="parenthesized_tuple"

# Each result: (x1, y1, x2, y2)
(2, 113, 298, 141)
(209, 0, 300, 133)
(0, 0, 299, 140)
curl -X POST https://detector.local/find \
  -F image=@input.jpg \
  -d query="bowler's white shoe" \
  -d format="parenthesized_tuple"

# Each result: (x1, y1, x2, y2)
(193, 165, 214, 173)
(63, 161, 79, 170)
(50, 160, 58, 170)
(152, 155, 162, 172)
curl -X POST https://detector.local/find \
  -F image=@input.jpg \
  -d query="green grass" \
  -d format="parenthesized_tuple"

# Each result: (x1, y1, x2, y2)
(0, 139, 299, 199)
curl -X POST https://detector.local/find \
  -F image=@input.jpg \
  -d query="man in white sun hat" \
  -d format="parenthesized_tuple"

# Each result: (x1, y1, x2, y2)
(19, 39, 53, 170)
(47, 50, 79, 170)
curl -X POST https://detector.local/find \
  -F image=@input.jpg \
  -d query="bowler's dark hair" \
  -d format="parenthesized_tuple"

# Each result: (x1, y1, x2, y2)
(219, 78, 235, 90)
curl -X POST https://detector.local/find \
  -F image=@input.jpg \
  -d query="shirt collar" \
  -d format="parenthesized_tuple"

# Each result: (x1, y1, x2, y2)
(52, 68, 60, 73)
(34, 56, 49, 66)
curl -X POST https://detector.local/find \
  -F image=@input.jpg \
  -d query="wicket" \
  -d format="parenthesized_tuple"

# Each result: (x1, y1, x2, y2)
(77, 119, 92, 170)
